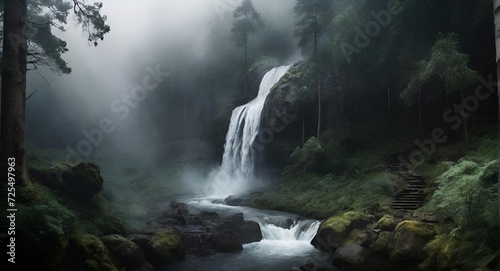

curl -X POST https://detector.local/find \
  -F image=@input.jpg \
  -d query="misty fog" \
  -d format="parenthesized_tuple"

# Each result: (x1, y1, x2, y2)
(26, 0, 298, 160)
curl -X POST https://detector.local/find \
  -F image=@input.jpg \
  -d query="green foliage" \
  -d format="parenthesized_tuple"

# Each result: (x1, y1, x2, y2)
(63, 234, 118, 271)
(419, 234, 459, 270)
(254, 171, 395, 219)
(72, 1, 110, 46)
(1, 0, 110, 73)
(426, 136, 499, 246)
(16, 186, 77, 268)
(294, 0, 333, 57)
(231, 0, 263, 47)
(400, 33, 478, 106)
(283, 137, 324, 176)
(263, 61, 317, 125)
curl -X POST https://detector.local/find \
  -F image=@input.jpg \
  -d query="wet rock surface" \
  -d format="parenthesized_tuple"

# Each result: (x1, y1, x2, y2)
(149, 200, 263, 256)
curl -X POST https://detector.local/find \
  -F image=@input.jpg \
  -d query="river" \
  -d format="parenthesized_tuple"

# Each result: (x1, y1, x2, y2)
(156, 196, 336, 271)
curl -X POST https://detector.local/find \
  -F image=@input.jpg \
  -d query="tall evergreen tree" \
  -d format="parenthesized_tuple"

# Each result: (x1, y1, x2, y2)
(231, 0, 262, 99)
(493, 0, 500, 237)
(294, 0, 332, 62)
(0, 0, 110, 194)
(294, 0, 333, 138)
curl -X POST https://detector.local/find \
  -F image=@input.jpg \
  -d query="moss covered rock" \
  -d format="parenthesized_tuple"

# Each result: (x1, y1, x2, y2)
(370, 231, 393, 255)
(374, 215, 397, 231)
(147, 230, 185, 266)
(262, 61, 316, 127)
(63, 234, 118, 271)
(343, 229, 369, 246)
(101, 234, 153, 271)
(312, 211, 371, 251)
(94, 213, 126, 236)
(419, 234, 459, 270)
(389, 220, 440, 264)
(35, 162, 104, 202)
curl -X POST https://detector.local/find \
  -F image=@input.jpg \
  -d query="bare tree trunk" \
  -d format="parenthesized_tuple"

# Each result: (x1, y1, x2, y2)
(243, 14, 249, 100)
(314, 30, 321, 139)
(461, 89, 470, 145)
(302, 117, 305, 145)
(493, 0, 500, 240)
(244, 35, 248, 99)
(317, 81, 321, 139)
(418, 88, 422, 137)
(1, 0, 30, 189)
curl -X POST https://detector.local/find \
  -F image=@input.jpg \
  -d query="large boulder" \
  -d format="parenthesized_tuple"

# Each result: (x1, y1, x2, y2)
(62, 234, 118, 271)
(370, 231, 393, 256)
(159, 201, 190, 226)
(225, 195, 252, 207)
(147, 230, 186, 266)
(374, 215, 398, 231)
(333, 244, 371, 268)
(301, 262, 338, 271)
(236, 221, 263, 244)
(101, 234, 153, 271)
(94, 213, 126, 236)
(418, 234, 460, 270)
(342, 229, 369, 247)
(389, 220, 440, 264)
(224, 213, 244, 229)
(311, 211, 371, 252)
(207, 232, 243, 252)
(35, 162, 104, 202)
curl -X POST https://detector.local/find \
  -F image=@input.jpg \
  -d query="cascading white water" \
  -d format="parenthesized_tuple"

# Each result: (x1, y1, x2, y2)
(260, 220, 320, 242)
(220, 65, 292, 179)
(205, 65, 321, 243)
(187, 198, 320, 243)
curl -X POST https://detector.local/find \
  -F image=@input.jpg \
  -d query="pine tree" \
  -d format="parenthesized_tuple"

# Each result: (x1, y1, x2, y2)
(0, 0, 110, 196)
(294, 0, 333, 138)
(231, 0, 263, 99)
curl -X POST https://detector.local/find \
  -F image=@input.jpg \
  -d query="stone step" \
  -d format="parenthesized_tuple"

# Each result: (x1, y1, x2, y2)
(389, 161, 429, 211)
(394, 196, 425, 200)
(407, 186, 426, 189)
(393, 197, 425, 201)
(401, 190, 425, 194)
(395, 196, 426, 200)
(391, 203, 424, 207)
(393, 201, 424, 204)
(391, 206, 421, 210)
(396, 193, 425, 198)
(391, 201, 423, 204)
(407, 181, 426, 184)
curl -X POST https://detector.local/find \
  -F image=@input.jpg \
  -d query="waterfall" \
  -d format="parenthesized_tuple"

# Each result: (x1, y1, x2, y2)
(259, 220, 320, 242)
(220, 65, 292, 179)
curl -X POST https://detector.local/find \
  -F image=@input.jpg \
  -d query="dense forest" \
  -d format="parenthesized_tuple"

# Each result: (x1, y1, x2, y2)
(0, 0, 499, 270)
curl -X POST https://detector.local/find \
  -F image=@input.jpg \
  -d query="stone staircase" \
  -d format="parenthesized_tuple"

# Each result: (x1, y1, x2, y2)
(389, 163, 427, 210)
